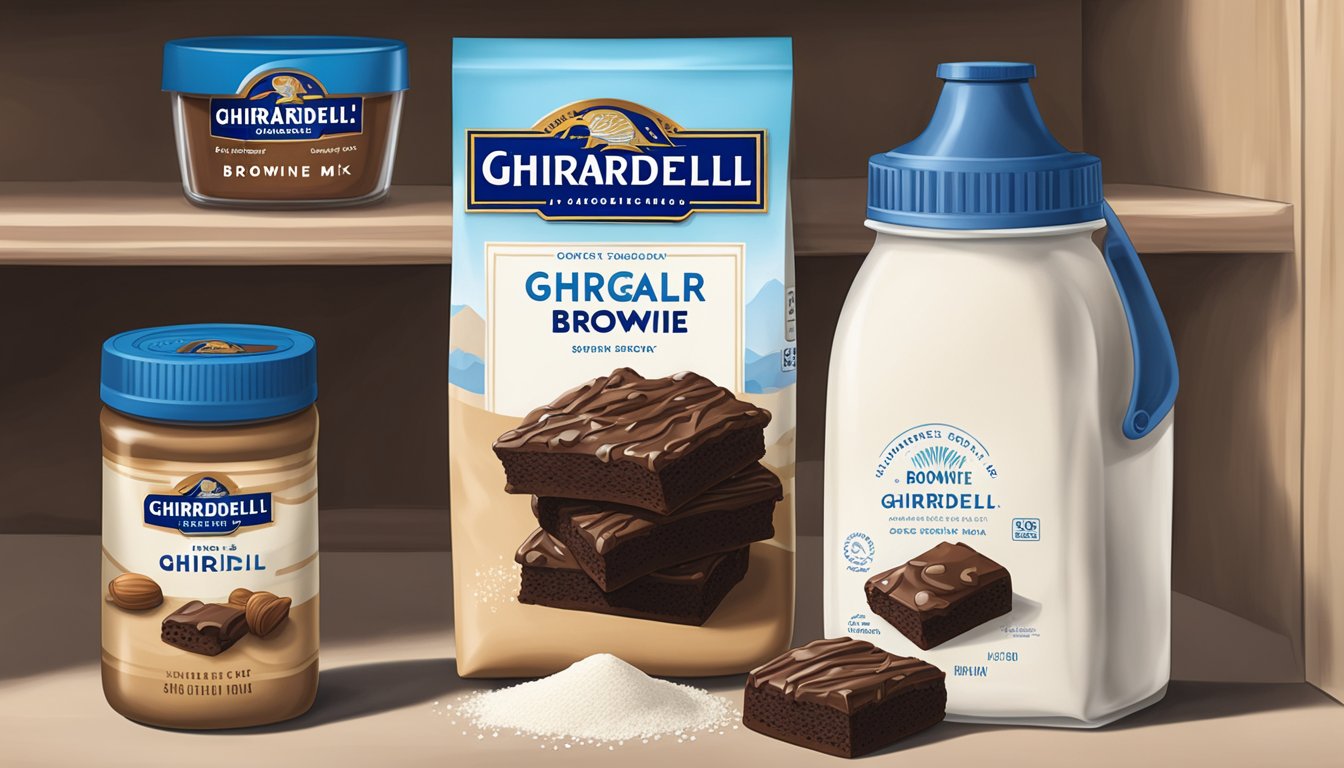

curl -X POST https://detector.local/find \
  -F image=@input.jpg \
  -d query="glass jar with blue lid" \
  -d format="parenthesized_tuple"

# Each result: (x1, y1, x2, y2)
(162, 36, 409, 208)
(100, 323, 321, 729)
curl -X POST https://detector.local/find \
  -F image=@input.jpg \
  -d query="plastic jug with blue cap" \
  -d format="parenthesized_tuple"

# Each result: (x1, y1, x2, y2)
(823, 62, 1178, 727)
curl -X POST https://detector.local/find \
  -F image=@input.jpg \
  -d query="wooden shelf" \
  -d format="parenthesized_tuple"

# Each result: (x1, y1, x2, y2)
(792, 179, 1296, 256)
(0, 182, 451, 266)
(1103, 183, 1295, 253)
(4, 534, 1338, 766)
(0, 181, 1292, 266)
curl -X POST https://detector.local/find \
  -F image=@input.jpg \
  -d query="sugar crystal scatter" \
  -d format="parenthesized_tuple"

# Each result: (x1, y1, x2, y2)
(458, 653, 734, 746)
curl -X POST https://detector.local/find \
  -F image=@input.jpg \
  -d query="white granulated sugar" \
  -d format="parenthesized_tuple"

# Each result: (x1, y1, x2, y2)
(458, 654, 735, 744)
(467, 555, 520, 615)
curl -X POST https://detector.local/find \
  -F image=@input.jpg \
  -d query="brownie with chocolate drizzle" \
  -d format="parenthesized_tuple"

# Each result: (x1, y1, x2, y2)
(494, 368, 771, 514)
(516, 529, 749, 625)
(864, 541, 1012, 650)
(743, 637, 946, 757)
(532, 462, 780, 591)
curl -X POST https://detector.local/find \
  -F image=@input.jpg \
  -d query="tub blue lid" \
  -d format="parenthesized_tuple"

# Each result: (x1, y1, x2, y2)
(101, 324, 317, 423)
(867, 61, 1102, 230)
(163, 36, 408, 95)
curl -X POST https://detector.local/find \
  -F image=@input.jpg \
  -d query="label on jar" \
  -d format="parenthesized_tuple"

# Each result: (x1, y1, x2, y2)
(179, 70, 393, 202)
(101, 456, 318, 726)
(210, 71, 363, 141)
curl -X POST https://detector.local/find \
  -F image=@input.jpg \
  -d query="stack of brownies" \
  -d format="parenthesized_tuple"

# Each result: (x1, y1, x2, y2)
(493, 368, 783, 625)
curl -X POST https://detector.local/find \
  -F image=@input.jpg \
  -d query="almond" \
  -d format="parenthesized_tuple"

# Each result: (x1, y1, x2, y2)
(228, 587, 254, 608)
(107, 573, 163, 611)
(245, 592, 292, 638)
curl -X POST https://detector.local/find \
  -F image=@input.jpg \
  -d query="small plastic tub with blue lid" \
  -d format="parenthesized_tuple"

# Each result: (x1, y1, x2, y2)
(162, 36, 408, 208)
(100, 323, 322, 729)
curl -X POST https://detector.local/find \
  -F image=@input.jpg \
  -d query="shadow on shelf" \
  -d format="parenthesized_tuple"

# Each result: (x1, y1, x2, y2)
(1105, 681, 1337, 730)
(855, 682, 1336, 759)
(220, 657, 469, 734)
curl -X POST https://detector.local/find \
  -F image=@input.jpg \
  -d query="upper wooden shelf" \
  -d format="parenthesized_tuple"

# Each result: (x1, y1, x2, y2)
(792, 179, 1296, 257)
(0, 182, 452, 266)
(0, 180, 1293, 265)
(1102, 183, 1295, 253)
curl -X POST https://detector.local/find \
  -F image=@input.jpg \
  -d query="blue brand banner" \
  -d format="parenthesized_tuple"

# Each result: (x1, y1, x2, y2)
(210, 71, 362, 141)
(466, 100, 767, 221)
(144, 476, 273, 535)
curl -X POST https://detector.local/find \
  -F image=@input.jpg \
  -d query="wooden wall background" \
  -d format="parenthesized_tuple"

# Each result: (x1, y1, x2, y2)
(0, 0, 1084, 184)
(1304, 0, 1344, 703)
(1084, 0, 1305, 679)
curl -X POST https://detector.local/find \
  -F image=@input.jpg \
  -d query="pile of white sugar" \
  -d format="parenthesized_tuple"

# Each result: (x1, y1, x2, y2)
(454, 653, 736, 744)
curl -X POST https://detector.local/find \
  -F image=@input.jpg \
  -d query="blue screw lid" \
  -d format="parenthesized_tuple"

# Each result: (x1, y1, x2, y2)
(101, 324, 317, 423)
(163, 36, 408, 95)
(868, 61, 1103, 229)
(936, 61, 1038, 82)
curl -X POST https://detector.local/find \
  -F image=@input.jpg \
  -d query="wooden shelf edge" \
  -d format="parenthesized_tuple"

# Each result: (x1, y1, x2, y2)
(1104, 183, 1295, 254)
(0, 182, 453, 266)
(792, 179, 1295, 256)
(0, 180, 1293, 266)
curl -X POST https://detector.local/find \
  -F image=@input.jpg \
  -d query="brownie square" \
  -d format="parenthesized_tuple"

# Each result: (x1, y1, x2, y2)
(493, 368, 771, 513)
(516, 529, 749, 626)
(161, 600, 249, 656)
(743, 637, 946, 758)
(865, 541, 1012, 650)
(534, 462, 780, 591)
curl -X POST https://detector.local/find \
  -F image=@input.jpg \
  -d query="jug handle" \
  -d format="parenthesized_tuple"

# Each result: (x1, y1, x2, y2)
(1102, 201, 1179, 439)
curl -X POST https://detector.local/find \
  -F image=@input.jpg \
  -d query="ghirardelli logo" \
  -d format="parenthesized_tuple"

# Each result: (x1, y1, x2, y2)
(175, 339, 277, 355)
(554, 107, 673, 152)
(144, 473, 274, 536)
(875, 424, 1000, 512)
(909, 444, 970, 472)
(177, 476, 231, 498)
(264, 74, 309, 105)
(466, 99, 767, 221)
(210, 71, 363, 141)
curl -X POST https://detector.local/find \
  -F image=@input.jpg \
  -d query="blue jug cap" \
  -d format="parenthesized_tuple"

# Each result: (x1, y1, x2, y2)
(936, 62, 1038, 81)
(868, 61, 1103, 229)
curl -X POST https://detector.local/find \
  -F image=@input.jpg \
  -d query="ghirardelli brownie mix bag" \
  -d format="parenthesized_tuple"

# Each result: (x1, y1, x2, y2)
(450, 38, 796, 676)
